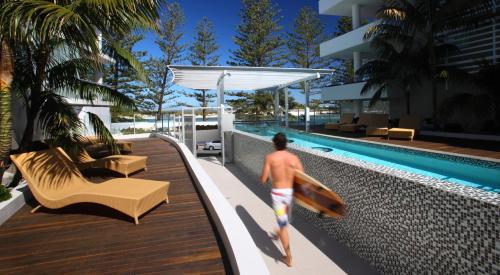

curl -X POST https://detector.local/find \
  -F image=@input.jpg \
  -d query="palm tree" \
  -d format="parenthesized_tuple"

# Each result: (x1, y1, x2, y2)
(360, 0, 494, 123)
(0, 0, 163, 154)
(0, 38, 13, 188)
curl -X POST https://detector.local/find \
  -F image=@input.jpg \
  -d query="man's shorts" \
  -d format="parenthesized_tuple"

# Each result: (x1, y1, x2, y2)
(271, 188, 293, 228)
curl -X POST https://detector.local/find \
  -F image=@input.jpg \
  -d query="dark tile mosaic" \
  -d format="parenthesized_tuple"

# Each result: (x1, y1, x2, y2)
(232, 131, 500, 274)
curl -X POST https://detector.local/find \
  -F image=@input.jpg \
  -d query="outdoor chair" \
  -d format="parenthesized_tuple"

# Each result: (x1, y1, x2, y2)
(82, 136, 133, 155)
(324, 113, 354, 130)
(388, 115, 421, 141)
(365, 114, 389, 136)
(339, 113, 371, 132)
(10, 148, 169, 225)
(73, 147, 147, 178)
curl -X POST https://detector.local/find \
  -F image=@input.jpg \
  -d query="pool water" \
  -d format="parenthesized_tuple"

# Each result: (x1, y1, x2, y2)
(236, 124, 500, 193)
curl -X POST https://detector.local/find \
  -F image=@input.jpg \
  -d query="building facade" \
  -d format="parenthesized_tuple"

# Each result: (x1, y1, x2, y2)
(11, 30, 112, 149)
(319, 0, 499, 120)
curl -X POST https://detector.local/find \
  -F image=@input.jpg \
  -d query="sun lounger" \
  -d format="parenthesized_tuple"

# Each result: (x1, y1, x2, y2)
(339, 113, 371, 132)
(388, 115, 421, 141)
(74, 147, 147, 177)
(82, 136, 133, 154)
(324, 113, 354, 130)
(365, 114, 389, 136)
(10, 148, 169, 224)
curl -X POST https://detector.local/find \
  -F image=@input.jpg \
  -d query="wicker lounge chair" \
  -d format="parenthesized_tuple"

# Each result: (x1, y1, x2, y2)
(82, 136, 133, 155)
(324, 113, 354, 130)
(10, 148, 169, 224)
(388, 115, 421, 141)
(74, 147, 147, 177)
(339, 113, 371, 132)
(365, 114, 389, 136)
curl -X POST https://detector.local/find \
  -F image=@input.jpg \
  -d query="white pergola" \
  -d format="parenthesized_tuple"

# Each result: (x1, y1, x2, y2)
(168, 65, 334, 131)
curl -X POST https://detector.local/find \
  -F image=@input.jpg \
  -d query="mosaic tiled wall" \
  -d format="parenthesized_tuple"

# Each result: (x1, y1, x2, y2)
(232, 131, 500, 274)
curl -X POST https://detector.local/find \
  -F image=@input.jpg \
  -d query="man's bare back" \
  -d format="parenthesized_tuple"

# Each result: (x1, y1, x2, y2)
(259, 133, 304, 267)
(260, 150, 304, 188)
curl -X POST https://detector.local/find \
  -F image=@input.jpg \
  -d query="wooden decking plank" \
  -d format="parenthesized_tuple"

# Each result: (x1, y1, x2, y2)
(0, 138, 228, 274)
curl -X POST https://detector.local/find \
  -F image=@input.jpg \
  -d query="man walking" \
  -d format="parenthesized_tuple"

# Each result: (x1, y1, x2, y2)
(260, 132, 304, 267)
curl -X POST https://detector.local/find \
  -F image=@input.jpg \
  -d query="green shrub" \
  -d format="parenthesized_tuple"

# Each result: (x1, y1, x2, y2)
(0, 185, 11, 202)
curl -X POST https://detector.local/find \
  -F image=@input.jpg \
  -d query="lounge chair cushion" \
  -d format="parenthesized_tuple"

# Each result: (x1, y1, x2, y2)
(388, 128, 415, 140)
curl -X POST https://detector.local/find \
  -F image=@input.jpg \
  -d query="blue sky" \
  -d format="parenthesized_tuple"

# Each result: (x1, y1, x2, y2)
(134, 0, 341, 107)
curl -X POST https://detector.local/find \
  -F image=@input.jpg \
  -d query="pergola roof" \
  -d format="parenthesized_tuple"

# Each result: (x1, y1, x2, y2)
(168, 65, 334, 90)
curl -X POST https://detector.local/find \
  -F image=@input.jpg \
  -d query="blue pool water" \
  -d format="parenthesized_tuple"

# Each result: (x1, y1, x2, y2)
(236, 124, 500, 193)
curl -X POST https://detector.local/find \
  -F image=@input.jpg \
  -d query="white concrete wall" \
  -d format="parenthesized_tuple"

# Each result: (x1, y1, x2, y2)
(77, 106, 112, 134)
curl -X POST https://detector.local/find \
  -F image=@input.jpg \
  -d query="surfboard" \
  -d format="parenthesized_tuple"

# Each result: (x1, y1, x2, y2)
(293, 170, 346, 218)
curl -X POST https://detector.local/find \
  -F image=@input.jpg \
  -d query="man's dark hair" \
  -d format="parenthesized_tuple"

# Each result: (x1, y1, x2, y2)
(272, 132, 287, 150)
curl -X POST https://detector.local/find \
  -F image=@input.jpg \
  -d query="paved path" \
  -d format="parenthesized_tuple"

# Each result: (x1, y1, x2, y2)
(198, 157, 378, 275)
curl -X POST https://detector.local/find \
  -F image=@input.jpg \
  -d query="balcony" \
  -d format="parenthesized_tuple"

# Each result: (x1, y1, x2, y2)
(321, 81, 387, 101)
(320, 21, 378, 58)
(319, 0, 381, 17)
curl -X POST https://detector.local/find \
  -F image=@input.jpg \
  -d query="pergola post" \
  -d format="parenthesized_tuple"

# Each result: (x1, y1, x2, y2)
(284, 87, 289, 129)
(217, 70, 228, 127)
(274, 88, 280, 124)
(304, 81, 310, 132)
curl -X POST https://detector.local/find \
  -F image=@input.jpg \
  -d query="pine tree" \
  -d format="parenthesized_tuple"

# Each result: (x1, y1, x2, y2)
(102, 32, 146, 119)
(228, 0, 286, 67)
(143, 57, 178, 114)
(154, 2, 185, 120)
(186, 17, 219, 121)
(335, 16, 353, 36)
(287, 6, 324, 69)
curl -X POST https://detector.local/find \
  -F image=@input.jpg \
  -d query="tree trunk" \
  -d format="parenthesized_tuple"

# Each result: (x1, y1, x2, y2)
(0, 40, 13, 185)
(202, 90, 207, 121)
(19, 43, 49, 152)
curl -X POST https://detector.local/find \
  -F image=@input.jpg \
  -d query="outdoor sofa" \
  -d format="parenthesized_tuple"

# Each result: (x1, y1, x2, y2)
(10, 147, 169, 224)
(324, 113, 354, 130)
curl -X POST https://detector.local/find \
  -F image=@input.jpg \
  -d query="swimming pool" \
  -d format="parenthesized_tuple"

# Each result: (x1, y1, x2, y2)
(235, 124, 500, 193)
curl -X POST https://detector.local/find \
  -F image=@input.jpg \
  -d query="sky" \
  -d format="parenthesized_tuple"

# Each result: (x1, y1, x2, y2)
(133, 0, 341, 107)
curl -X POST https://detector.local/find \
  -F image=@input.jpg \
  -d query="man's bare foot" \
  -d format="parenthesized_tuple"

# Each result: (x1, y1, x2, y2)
(282, 255, 292, 267)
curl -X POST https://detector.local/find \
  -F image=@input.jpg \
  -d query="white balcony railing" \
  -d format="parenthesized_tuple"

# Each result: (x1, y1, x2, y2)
(320, 20, 379, 58)
(319, 0, 382, 17)
(321, 81, 387, 101)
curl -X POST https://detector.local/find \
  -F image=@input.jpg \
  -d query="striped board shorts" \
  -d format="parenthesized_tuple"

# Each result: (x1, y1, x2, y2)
(271, 188, 293, 228)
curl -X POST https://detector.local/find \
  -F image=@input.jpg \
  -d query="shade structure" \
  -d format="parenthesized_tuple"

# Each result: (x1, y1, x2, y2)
(168, 65, 334, 91)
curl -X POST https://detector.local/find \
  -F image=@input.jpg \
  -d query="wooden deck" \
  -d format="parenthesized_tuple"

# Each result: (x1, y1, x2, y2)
(0, 138, 229, 274)
(306, 126, 500, 160)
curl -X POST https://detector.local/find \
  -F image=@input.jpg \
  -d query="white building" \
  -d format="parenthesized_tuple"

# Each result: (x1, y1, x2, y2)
(319, 0, 499, 119)
(11, 30, 112, 148)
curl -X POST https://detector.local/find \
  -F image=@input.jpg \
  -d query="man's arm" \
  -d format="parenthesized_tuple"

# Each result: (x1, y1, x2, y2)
(260, 156, 271, 184)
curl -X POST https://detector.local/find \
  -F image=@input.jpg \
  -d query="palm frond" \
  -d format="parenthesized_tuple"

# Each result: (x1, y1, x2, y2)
(86, 111, 119, 154)
(37, 92, 85, 156)
(107, 40, 148, 83)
